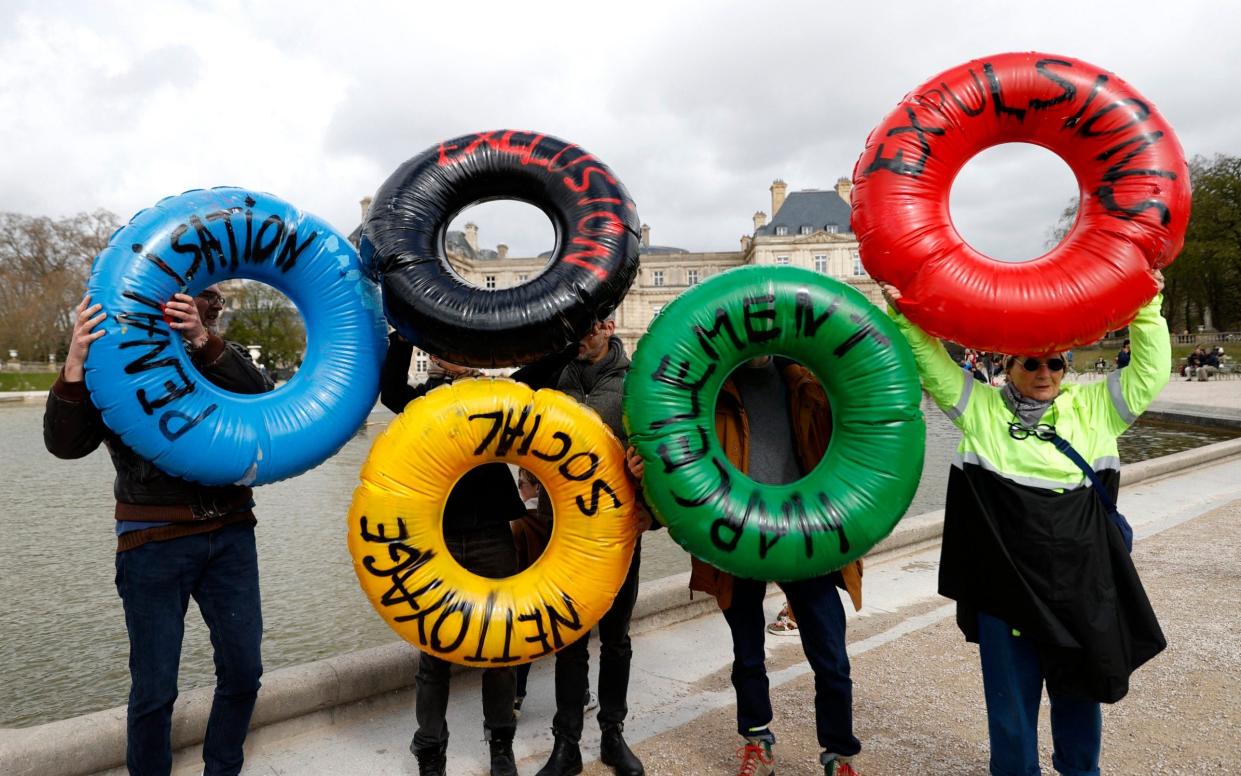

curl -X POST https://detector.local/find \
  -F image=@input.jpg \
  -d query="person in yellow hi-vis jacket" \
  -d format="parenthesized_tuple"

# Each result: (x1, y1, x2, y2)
(880, 272, 1169, 776)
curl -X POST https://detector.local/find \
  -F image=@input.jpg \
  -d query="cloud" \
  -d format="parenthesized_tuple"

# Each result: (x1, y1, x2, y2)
(1, 0, 1237, 261)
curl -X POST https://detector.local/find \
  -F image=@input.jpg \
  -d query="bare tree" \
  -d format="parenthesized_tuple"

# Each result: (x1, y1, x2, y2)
(1046, 197, 1079, 249)
(0, 210, 119, 363)
(221, 281, 307, 371)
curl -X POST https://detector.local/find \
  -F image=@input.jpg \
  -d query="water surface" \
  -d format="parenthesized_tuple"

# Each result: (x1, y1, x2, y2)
(1, 398, 1232, 726)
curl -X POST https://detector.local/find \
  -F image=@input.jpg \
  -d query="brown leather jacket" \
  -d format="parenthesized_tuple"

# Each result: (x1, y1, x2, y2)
(688, 361, 863, 611)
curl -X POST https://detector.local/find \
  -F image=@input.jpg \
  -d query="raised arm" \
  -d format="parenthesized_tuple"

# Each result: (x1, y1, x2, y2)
(44, 296, 108, 459)
(879, 282, 972, 427)
(1105, 275, 1171, 432)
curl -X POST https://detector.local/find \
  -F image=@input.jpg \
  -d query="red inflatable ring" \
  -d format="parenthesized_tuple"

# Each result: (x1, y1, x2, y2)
(851, 52, 1190, 354)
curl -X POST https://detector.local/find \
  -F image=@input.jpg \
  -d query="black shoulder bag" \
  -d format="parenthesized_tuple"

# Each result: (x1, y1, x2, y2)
(1008, 420, 1134, 552)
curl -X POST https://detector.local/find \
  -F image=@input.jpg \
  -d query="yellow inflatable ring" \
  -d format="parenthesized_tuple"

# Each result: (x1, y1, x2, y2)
(348, 378, 638, 665)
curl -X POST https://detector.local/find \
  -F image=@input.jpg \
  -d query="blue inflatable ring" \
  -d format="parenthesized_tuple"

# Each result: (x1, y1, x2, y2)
(84, 187, 388, 486)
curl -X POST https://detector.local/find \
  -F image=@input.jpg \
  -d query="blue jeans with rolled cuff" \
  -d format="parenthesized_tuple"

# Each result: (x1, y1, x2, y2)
(114, 522, 263, 776)
(977, 611, 1102, 776)
(722, 573, 860, 757)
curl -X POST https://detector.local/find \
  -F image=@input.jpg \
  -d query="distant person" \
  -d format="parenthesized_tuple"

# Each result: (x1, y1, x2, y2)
(970, 351, 991, 384)
(380, 338, 527, 776)
(1198, 346, 1220, 381)
(1185, 345, 1206, 380)
(881, 272, 1169, 776)
(1115, 339, 1132, 369)
(1094, 356, 1108, 374)
(987, 353, 1006, 386)
(959, 348, 976, 373)
(45, 287, 273, 776)
(766, 601, 799, 637)
(510, 468, 548, 719)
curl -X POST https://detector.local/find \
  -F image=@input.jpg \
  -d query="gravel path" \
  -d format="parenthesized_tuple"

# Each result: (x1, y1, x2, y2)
(600, 499, 1241, 775)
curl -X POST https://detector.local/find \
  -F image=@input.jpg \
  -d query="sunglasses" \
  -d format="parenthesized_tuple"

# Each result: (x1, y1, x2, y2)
(1008, 422, 1057, 442)
(197, 291, 228, 308)
(1018, 357, 1065, 373)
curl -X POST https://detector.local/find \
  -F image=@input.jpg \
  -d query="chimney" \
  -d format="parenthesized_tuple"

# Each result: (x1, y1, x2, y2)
(741, 235, 753, 252)
(464, 222, 479, 251)
(641, 223, 651, 247)
(835, 177, 853, 204)
(359, 196, 373, 220)
(497, 243, 508, 259)
(770, 179, 788, 216)
(753, 211, 767, 230)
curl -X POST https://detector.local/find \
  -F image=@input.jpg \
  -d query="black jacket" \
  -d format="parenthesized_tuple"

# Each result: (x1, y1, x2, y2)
(510, 336, 654, 528)
(939, 463, 1166, 703)
(379, 335, 526, 535)
(44, 335, 274, 512)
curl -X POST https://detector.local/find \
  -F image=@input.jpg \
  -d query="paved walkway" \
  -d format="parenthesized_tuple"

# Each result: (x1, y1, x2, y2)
(1067, 371, 1241, 419)
(138, 454, 1241, 776)
(1154, 373, 1241, 408)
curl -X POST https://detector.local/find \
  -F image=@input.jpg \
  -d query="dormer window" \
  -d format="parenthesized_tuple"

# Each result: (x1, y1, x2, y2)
(826, 224, 839, 234)
(800, 225, 813, 235)
(775, 225, 789, 236)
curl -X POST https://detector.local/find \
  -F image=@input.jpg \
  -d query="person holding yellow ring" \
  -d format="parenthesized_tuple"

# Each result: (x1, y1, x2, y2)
(378, 333, 526, 776)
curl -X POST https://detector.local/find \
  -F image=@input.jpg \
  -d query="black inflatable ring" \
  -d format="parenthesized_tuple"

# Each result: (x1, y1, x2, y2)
(364, 130, 641, 366)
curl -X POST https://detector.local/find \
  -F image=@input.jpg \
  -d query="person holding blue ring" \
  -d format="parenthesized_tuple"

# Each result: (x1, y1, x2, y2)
(83, 186, 387, 486)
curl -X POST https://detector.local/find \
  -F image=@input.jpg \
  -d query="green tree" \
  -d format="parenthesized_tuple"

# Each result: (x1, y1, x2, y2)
(221, 281, 306, 370)
(1046, 198, 1079, 249)
(0, 209, 119, 363)
(1046, 155, 1241, 332)
(1167, 154, 1241, 332)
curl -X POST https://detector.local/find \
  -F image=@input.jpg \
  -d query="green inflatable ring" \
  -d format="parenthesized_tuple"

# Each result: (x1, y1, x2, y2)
(623, 266, 925, 581)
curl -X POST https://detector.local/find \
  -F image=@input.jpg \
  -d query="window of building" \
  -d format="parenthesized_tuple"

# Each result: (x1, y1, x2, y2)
(414, 353, 428, 374)
(852, 251, 865, 276)
(652, 270, 664, 286)
(826, 224, 839, 234)
(814, 254, 828, 273)
(686, 269, 699, 286)
(800, 225, 813, 235)
(775, 225, 788, 236)
(517, 273, 528, 282)
(652, 304, 664, 317)
(775, 255, 790, 266)
(485, 275, 496, 289)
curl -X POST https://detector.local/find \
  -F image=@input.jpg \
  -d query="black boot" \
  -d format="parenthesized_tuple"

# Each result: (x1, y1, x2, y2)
(600, 725, 645, 776)
(411, 740, 447, 776)
(535, 734, 583, 776)
(489, 727, 518, 776)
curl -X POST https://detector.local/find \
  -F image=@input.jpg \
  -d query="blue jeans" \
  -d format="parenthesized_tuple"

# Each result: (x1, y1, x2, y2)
(114, 522, 263, 776)
(977, 611, 1102, 776)
(722, 574, 860, 757)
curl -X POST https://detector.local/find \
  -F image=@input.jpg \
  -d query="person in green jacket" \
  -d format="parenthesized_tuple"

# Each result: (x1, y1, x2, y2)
(880, 272, 1169, 776)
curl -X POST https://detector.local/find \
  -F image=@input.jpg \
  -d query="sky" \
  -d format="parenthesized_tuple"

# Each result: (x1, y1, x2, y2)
(1, 0, 1238, 261)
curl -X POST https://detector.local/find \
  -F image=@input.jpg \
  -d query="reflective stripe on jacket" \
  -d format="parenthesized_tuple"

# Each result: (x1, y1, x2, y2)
(891, 294, 1170, 486)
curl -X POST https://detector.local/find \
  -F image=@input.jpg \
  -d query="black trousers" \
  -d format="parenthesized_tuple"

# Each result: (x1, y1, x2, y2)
(551, 538, 642, 742)
(412, 527, 519, 749)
